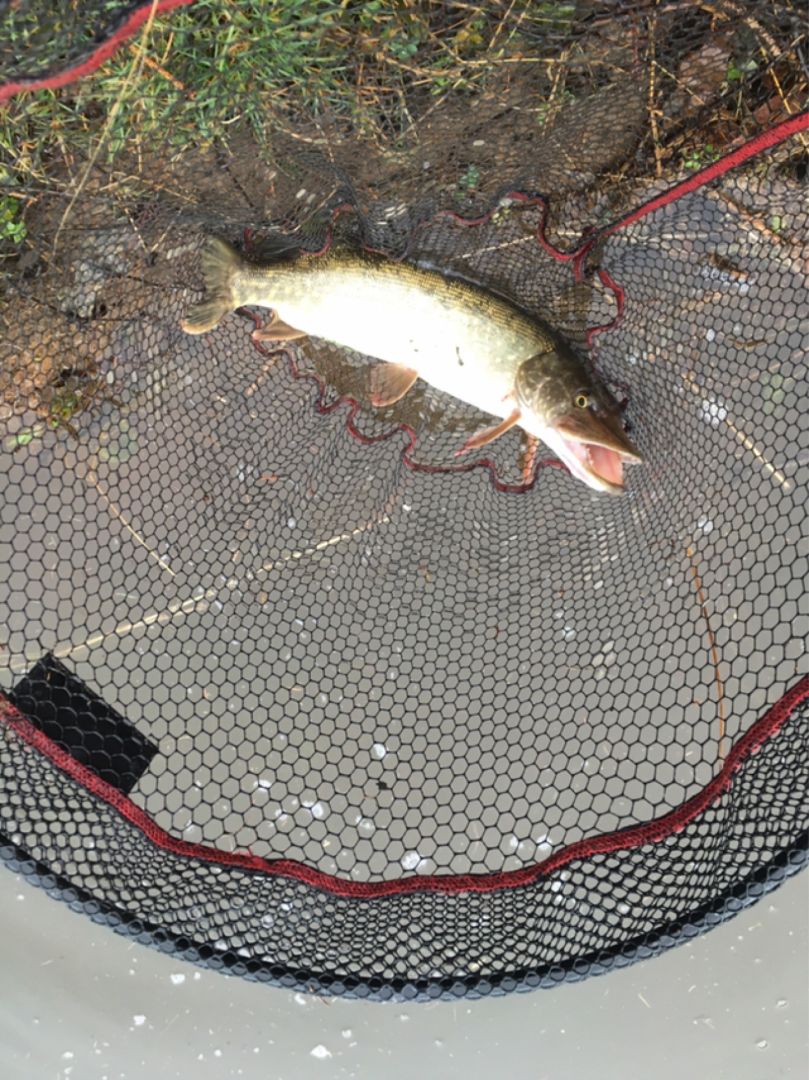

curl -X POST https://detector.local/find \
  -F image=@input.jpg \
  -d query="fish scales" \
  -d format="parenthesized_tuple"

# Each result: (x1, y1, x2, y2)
(181, 236, 642, 493)
(231, 250, 554, 421)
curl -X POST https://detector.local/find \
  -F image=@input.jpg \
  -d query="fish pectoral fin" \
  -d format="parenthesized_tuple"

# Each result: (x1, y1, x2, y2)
(455, 409, 523, 456)
(368, 363, 419, 407)
(253, 311, 308, 342)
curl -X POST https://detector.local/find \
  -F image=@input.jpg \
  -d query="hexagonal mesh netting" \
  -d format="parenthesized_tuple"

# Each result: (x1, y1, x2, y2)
(0, 0, 807, 999)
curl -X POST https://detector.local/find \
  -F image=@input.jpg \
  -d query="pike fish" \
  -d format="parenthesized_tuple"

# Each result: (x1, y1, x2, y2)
(181, 236, 642, 493)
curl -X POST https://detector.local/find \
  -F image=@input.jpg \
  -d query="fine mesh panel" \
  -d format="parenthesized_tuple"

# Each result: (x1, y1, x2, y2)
(0, 0, 807, 999)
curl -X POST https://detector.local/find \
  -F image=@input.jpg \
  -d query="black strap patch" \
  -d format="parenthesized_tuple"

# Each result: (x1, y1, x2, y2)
(8, 654, 158, 795)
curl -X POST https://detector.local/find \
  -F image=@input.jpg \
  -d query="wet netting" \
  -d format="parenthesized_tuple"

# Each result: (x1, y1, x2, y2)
(0, 0, 807, 999)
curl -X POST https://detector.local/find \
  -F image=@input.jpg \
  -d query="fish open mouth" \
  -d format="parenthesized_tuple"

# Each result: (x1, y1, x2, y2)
(546, 410, 643, 494)
(558, 437, 633, 491)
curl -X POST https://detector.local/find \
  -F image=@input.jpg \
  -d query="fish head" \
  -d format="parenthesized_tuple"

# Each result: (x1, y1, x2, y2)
(515, 349, 642, 494)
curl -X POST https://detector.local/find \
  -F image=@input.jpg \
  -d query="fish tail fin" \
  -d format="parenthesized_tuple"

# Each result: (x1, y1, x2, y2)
(180, 236, 244, 334)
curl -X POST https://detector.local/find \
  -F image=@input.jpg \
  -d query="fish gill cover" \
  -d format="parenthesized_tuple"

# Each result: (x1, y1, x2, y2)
(0, 0, 807, 998)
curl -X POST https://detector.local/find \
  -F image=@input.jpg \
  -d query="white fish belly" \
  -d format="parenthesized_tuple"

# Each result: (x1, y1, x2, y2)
(263, 272, 536, 420)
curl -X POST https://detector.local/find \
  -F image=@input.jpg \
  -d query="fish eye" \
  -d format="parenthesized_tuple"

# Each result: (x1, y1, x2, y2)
(575, 392, 590, 409)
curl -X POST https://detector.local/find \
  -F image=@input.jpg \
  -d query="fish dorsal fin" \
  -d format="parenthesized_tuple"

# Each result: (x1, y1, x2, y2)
(249, 231, 302, 263)
(546, 281, 598, 343)
(368, 363, 419, 407)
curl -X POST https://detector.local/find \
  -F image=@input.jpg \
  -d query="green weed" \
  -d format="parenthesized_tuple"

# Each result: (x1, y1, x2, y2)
(682, 144, 720, 171)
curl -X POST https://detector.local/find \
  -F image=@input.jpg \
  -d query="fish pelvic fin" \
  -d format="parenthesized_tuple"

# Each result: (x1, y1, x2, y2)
(253, 311, 308, 343)
(368, 363, 419, 407)
(180, 236, 243, 334)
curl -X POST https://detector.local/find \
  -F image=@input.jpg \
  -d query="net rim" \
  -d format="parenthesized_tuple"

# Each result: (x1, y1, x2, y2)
(1, 782, 805, 1001)
(1, 675, 806, 899)
(0, 0, 195, 104)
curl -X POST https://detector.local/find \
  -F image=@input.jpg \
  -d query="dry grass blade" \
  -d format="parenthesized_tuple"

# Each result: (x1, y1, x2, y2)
(51, 0, 162, 253)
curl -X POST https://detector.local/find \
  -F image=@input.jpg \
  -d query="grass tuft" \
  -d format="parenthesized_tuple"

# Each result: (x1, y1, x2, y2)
(0, 0, 806, 254)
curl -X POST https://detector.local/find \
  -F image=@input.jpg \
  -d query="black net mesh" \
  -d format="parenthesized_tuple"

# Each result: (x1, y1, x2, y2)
(0, 0, 807, 999)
